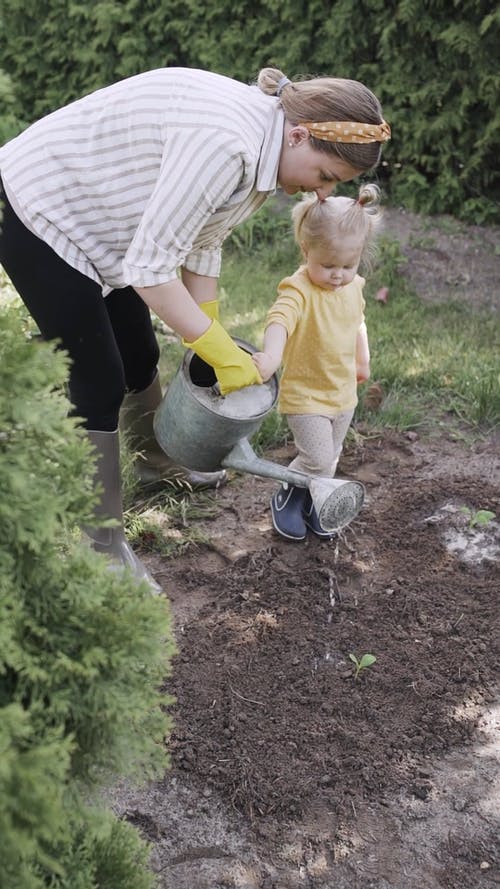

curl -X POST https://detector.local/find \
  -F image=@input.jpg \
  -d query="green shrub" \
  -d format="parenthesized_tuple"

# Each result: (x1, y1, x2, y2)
(0, 69, 25, 143)
(0, 300, 174, 888)
(0, 0, 498, 221)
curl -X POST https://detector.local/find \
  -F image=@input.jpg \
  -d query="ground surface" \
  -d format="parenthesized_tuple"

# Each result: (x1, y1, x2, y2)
(108, 208, 499, 889)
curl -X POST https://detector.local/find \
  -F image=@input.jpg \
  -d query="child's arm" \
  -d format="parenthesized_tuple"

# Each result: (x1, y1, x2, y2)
(252, 322, 288, 382)
(356, 321, 371, 383)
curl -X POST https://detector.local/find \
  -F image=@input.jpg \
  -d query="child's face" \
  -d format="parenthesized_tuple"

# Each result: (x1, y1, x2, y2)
(304, 237, 363, 290)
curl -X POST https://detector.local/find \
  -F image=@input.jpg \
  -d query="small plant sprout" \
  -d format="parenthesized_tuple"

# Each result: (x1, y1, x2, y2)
(459, 506, 496, 530)
(349, 652, 377, 681)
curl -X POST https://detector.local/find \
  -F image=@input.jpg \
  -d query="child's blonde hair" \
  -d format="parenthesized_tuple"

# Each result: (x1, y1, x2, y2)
(291, 184, 382, 266)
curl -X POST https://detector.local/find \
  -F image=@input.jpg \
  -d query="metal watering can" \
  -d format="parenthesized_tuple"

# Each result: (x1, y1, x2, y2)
(154, 339, 365, 533)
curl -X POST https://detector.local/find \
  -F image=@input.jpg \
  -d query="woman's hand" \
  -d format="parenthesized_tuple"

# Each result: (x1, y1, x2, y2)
(184, 320, 262, 395)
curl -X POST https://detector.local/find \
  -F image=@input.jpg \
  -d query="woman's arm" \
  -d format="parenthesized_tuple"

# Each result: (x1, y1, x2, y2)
(135, 275, 262, 394)
(135, 277, 214, 341)
(180, 269, 218, 306)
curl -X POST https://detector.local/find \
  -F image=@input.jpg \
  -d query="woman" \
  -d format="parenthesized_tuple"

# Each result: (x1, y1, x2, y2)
(0, 65, 390, 591)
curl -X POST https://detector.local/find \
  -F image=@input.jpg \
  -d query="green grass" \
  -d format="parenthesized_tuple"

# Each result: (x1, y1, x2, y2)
(360, 275, 500, 430)
(124, 500, 214, 559)
(179, 211, 499, 443)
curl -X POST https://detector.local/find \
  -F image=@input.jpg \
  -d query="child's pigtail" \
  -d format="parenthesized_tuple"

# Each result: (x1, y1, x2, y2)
(353, 183, 382, 267)
(291, 193, 317, 248)
(356, 183, 381, 215)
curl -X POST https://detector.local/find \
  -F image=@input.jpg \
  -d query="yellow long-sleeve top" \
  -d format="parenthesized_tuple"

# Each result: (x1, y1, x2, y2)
(266, 265, 366, 415)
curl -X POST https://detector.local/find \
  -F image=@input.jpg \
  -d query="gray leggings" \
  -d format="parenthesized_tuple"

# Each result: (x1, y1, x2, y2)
(287, 410, 355, 477)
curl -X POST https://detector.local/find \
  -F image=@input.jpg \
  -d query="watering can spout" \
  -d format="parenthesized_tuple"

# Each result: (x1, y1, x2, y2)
(222, 438, 364, 533)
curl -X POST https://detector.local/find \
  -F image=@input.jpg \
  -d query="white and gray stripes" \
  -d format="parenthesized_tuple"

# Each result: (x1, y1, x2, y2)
(0, 68, 283, 294)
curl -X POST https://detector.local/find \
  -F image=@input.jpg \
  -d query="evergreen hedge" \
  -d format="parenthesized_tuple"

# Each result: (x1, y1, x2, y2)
(0, 298, 175, 888)
(0, 1, 498, 221)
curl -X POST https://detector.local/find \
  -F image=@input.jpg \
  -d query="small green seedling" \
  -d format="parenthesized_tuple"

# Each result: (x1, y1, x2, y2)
(459, 506, 496, 530)
(349, 652, 377, 681)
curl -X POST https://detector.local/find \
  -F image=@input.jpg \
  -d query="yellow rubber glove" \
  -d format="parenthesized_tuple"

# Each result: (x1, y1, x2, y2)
(199, 299, 219, 321)
(181, 301, 219, 347)
(184, 319, 262, 396)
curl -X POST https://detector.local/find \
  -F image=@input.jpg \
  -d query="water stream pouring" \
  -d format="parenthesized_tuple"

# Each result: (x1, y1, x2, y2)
(154, 339, 365, 533)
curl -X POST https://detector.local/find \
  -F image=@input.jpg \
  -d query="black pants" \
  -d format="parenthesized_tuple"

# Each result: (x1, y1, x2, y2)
(0, 182, 160, 430)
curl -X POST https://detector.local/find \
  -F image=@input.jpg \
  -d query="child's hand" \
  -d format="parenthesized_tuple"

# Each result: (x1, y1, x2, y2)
(252, 351, 280, 382)
(356, 362, 370, 384)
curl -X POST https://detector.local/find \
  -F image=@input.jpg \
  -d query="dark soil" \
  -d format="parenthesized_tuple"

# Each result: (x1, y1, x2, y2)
(107, 208, 500, 889)
(109, 425, 500, 889)
(170, 458, 496, 820)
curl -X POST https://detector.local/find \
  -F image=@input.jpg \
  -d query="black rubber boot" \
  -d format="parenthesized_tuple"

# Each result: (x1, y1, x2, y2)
(120, 371, 226, 489)
(270, 484, 307, 541)
(83, 429, 162, 593)
(303, 490, 337, 540)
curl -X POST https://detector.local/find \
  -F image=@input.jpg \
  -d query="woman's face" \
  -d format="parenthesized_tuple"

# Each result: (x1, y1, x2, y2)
(278, 125, 361, 201)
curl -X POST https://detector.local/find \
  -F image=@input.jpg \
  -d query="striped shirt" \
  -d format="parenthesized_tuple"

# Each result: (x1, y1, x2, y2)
(0, 68, 283, 294)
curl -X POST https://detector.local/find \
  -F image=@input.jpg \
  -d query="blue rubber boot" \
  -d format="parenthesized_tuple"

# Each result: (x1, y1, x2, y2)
(270, 484, 307, 541)
(303, 490, 337, 540)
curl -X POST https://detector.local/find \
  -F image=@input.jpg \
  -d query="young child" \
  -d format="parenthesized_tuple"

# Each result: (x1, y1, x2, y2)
(252, 184, 381, 541)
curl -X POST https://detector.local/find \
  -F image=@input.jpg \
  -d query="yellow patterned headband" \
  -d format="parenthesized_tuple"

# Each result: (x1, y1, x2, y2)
(303, 119, 391, 144)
